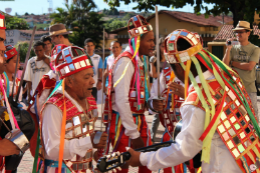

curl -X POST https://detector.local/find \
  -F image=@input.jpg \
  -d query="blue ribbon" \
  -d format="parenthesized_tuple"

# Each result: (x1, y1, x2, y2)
(3, 72, 10, 97)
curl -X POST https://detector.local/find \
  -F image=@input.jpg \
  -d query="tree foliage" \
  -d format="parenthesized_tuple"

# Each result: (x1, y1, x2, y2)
(104, 18, 127, 32)
(104, 0, 260, 44)
(103, 8, 120, 15)
(14, 41, 36, 63)
(50, 0, 105, 47)
(5, 15, 29, 30)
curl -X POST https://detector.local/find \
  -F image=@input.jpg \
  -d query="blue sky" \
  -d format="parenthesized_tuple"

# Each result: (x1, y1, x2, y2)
(0, 0, 213, 16)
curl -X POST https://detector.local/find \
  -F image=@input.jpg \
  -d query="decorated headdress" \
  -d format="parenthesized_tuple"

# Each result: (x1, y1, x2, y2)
(55, 46, 92, 80)
(50, 44, 68, 68)
(127, 15, 153, 39)
(164, 29, 260, 165)
(4, 45, 18, 60)
(0, 13, 6, 30)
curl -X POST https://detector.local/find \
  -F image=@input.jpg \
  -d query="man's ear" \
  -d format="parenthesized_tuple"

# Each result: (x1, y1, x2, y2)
(64, 77, 73, 89)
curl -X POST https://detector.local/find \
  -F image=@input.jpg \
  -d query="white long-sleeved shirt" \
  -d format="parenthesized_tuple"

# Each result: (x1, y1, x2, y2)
(149, 71, 184, 114)
(112, 52, 145, 139)
(140, 70, 242, 173)
(42, 87, 93, 173)
(30, 70, 58, 114)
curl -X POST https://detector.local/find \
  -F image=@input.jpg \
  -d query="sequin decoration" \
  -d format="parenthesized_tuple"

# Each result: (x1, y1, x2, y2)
(180, 31, 188, 36)
(230, 116, 236, 123)
(235, 100, 240, 106)
(245, 127, 251, 134)
(80, 60, 86, 67)
(74, 62, 80, 69)
(230, 104, 236, 110)
(224, 120, 231, 129)
(238, 106, 247, 116)
(228, 90, 236, 100)
(218, 124, 225, 133)
(69, 64, 75, 71)
(233, 136, 240, 145)
(74, 126, 81, 136)
(227, 140, 234, 149)
(240, 132, 246, 139)
(234, 123, 241, 130)
(214, 93, 221, 100)
(221, 113, 227, 121)
(245, 115, 250, 122)
(240, 120, 246, 126)
(222, 132, 229, 141)
(72, 116, 80, 126)
(187, 33, 193, 39)
(250, 135, 255, 142)
(168, 43, 175, 51)
(225, 96, 231, 103)
(66, 56, 73, 63)
(225, 108, 232, 116)
(229, 128, 236, 136)
(236, 112, 242, 119)
(238, 144, 245, 153)
(64, 49, 70, 56)
(173, 31, 179, 35)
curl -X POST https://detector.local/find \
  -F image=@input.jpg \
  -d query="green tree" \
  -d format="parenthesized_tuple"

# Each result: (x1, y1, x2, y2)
(104, 0, 260, 44)
(14, 41, 36, 63)
(104, 18, 127, 32)
(5, 15, 30, 30)
(122, 13, 135, 20)
(50, 0, 105, 47)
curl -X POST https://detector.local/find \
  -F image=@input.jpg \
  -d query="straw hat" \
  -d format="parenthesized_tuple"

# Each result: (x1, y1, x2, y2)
(48, 23, 73, 37)
(232, 21, 252, 31)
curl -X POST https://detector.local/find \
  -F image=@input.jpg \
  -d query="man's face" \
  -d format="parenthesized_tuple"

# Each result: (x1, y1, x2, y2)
(85, 42, 95, 55)
(110, 42, 122, 57)
(51, 35, 62, 45)
(171, 63, 185, 83)
(34, 45, 45, 58)
(0, 29, 6, 74)
(68, 68, 95, 99)
(44, 40, 52, 53)
(139, 31, 155, 56)
(235, 29, 250, 42)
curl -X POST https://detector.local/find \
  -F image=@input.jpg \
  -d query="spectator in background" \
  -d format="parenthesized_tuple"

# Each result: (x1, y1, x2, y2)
(48, 23, 73, 46)
(223, 21, 260, 123)
(24, 41, 51, 103)
(149, 37, 171, 142)
(102, 41, 122, 92)
(84, 38, 102, 101)
(40, 35, 52, 56)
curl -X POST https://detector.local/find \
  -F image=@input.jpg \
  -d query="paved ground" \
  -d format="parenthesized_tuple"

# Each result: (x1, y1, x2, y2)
(16, 95, 260, 172)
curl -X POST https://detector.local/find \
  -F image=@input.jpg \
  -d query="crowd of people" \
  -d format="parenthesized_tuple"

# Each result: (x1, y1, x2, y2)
(0, 11, 260, 173)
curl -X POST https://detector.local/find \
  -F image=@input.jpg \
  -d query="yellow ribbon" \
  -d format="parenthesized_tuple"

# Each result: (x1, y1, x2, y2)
(114, 36, 140, 88)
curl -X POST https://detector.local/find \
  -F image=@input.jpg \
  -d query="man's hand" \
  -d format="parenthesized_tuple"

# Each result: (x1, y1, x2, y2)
(91, 132, 108, 149)
(0, 139, 20, 156)
(97, 81, 102, 90)
(126, 148, 142, 167)
(168, 82, 185, 98)
(131, 137, 144, 149)
(0, 106, 7, 120)
(152, 99, 165, 112)
(226, 38, 233, 51)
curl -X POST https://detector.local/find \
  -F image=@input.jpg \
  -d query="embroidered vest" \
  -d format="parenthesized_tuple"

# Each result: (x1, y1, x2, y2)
(159, 67, 183, 133)
(43, 93, 97, 172)
(103, 51, 146, 122)
(183, 70, 260, 173)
